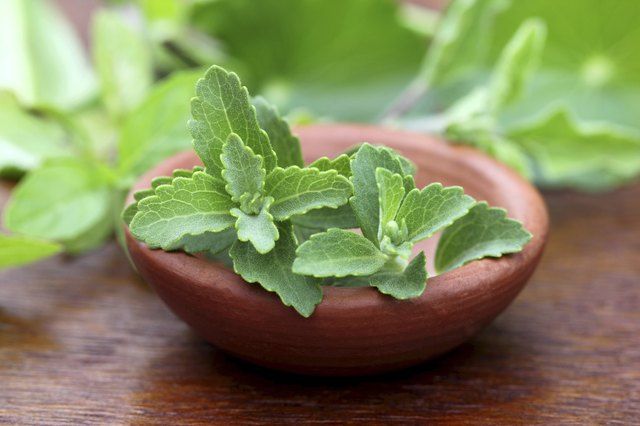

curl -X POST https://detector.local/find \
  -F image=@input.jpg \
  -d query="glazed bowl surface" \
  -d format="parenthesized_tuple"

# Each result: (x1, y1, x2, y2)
(125, 124, 548, 376)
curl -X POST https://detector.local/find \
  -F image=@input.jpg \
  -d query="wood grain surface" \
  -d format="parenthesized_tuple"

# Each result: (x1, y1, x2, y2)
(1, 177, 639, 424)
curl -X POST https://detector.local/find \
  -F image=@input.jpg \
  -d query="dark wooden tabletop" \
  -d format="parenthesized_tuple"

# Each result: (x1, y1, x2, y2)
(1, 179, 639, 425)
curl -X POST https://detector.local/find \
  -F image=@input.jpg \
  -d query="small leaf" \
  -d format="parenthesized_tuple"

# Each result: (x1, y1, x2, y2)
(220, 133, 265, 203)
(253, 96, 303, 168)
(189, 66, 276, 176)
(4, 159, 112, 249)
(350, 144, 407, 244)
(231, 198, 279, 254)
(435, 202, 532, 273)
(265, 166, 352, 221)
(396, 183, 475, 243)
(93, 10, 153, 119)
(309, 154, 352, 177)
(370, 251, 427, 299)
(130, 171, 235, 249)
(375, 168, 406, 240)
(293, 228, 387, 278)
(230, 223, 322, 317)
(0, 234, 61, 270)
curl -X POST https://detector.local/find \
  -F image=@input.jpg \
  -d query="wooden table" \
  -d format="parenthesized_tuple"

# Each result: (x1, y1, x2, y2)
(1, 181, 639, 424)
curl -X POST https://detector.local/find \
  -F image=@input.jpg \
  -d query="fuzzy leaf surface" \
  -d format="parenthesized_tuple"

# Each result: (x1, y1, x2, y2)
(293, 228, 387, 278)
(265, 166, 352, 221)
(435, 202, 532, 273)
(189, 66, 276, 175)
(396, 183, 476, 243)
(376, 168, 406, 237)
(231, 200, 279, 254)
(130, 171, 235, 249)
(230, 223, 322, 317)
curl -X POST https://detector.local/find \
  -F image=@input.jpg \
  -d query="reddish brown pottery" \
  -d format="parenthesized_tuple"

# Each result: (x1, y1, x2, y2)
(125, 124, 549, 376)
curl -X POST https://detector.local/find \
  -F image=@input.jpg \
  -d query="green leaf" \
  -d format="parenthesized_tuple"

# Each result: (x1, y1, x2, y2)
(290, 204, 358, 230)
(0, 92, 73, 176)
(230, 223, 322, 317)
(221, 133, 265, 203)
(117, 70, 202, 178)
(189, 66, 276, 176)
(293, 228, 387, 278)
(4, 159, 112, 249)
(309, 154, 352, 177)
(396, 184, 476, 243)
(190, 0, 425, 121)
(488, 18, 546, 113)
(375, 168, 406, 240)
(129, 171, 235, 249)
(508, 109, 640, 190)
(0, 234, 61, 270)
(435, 202, 532, 273)
(231, 198, 279, 254)
(265, 166, 352, 221)
(350, 144, 407, 244)
(93, 10, 153, 119)
(0, 0, 96, 109)
(253, 96, 303, 167)
(370, 252, 427, 299)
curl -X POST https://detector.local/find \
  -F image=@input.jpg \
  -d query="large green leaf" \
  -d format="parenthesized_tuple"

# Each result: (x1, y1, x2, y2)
(396, 184, 475, 244)
(190, 0, 425, 121)
(129, 171, 235, 249)
(93, 10, 153, 119)
(435, 202, 532, 273)
(0, 0, 96, 109)
(189, 66, 276, 175)
(230, 223, 322, 317)
(293, 228, 387, 278)
(4, 158, 112, 250)
(117, 70, 202, 179)
(0, 234, 61, 270)
(0, 92, 73, 176)
(265, 166, 352, 221)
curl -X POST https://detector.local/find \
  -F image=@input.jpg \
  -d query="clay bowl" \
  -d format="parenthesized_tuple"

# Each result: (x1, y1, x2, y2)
(125, 124, 548, 376)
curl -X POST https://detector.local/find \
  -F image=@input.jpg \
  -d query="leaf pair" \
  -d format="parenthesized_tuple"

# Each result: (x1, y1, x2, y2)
(294, 143, 532, 299)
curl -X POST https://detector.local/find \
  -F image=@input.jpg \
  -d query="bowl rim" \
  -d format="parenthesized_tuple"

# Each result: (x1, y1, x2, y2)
(124, 123, 548, 318)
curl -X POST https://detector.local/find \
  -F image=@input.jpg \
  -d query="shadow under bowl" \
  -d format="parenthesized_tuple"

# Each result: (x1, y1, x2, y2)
(125, 124, 548, 376)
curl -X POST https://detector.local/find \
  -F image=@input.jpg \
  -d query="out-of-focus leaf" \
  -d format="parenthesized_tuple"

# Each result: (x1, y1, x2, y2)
(508, 109, 640, 191)
(0, 234, 62, 270)
(0, 0, 96, 109)
(0, 92, 73, 177)
(117, 70, 201, 179)
(190, 0, 426, 121)
(93, 10, 153, 119)
(4, 158, 113, 252)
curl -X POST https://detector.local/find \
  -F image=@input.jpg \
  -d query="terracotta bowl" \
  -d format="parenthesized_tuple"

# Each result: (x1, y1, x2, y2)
(125, 124, 548, 376)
